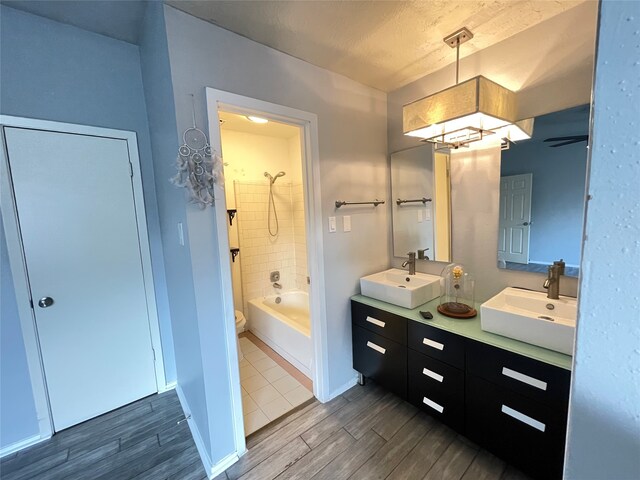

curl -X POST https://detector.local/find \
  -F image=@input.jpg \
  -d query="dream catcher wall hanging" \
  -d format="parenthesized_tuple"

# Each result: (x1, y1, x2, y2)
(171, 94, 224, 208)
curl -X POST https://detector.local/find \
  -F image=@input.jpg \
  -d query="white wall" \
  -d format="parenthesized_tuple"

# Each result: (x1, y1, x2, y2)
(564, 1, 640, 478)
(163, 3, 388, 466)
(387, 2, 598, 301)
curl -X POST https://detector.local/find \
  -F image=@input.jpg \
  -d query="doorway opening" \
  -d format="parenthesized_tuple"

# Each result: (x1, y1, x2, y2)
(206, 88, 329, 453)
(219, 111, 314, 435)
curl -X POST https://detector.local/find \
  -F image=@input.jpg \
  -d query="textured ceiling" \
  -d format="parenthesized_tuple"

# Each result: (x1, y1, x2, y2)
(167, 0, 586, 92)
(1, 0, 148, 44)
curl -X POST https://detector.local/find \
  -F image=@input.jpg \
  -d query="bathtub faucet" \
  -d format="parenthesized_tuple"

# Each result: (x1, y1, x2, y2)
(273, 282, 282, 289)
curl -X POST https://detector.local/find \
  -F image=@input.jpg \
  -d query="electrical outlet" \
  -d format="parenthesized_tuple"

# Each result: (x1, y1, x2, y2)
(343, 215, 351, 232)
(329, 216, 337, 233)
(417, 210, 423, 223)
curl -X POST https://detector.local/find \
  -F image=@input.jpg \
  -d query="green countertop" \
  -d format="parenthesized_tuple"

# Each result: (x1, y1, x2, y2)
(351, 294, 573, 371)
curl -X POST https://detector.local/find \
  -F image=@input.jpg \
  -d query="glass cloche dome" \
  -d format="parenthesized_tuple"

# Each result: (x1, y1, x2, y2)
(438, 263, 477, 318)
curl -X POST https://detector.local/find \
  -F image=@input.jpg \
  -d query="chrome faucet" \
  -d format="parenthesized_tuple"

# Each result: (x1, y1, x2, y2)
(543, 264, 562, 299)
(402, 252, 416, 275)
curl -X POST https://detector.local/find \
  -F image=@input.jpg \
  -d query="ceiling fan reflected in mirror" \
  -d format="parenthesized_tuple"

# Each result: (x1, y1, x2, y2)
(544, 135, 589, 147)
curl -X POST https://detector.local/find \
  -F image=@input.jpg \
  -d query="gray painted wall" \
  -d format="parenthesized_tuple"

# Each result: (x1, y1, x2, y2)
(565, 1, 640, 478)
(387, 2, 598, 301)
(138, 0, 215, 461)
(0, 5, 176, 448)
(162, 2, 389, 463)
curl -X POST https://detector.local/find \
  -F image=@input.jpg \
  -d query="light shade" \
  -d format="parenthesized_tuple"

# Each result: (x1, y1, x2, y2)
(403, 76, 531, 146)
(492, 118, 535, 142)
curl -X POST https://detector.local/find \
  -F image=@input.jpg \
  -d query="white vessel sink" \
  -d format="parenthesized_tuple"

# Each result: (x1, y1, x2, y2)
(481, 287, 577, 355)
(360, 268, 441, 309)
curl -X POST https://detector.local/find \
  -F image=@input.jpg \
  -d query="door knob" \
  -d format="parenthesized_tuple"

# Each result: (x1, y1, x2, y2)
(521, 222, 530, 226)
(38, 297, 54, 308)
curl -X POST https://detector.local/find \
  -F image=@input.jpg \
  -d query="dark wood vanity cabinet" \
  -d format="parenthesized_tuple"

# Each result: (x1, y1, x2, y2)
(465, 339, 571, 480)
(351, 302, 408, 398)
(407, 348, 465, 431)
(351, 300, 571, 480)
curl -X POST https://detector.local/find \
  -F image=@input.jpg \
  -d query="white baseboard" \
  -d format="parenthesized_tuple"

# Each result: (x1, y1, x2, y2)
(328, 375, 358, 400)
(175, 385, 239, 479)
(0, 434, 47, 458)
(159, 380, 177, 393)
(210, 451, 240, 479)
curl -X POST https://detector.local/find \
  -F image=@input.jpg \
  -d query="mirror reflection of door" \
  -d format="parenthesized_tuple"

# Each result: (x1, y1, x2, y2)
(496, 104, 589, 277)
(498, 173, 533, 265)
(390, 144, 452, 263)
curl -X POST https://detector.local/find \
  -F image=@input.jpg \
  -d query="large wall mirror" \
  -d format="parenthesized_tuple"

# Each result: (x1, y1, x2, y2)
(497, 104, 590, 277)
(390, 145, 452, 262)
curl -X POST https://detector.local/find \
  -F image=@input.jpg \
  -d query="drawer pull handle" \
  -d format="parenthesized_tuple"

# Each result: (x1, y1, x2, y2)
(365, 316, 386, 328)
(501, 367, 548, 391)
(501, 404, 546, 432)
(423, 396, 444, 413)
(366, 341, 386, 355)
(423, 338, 444, 351)
(422, 367, 444, 383)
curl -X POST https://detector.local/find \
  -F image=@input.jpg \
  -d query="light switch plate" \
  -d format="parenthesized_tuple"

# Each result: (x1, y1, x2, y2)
(329, 216, 337, 233)
(424, 208, 431, 221)
(177, 222, 185, 246)
(343, 215, 351, 232)
(417, 210, 423, 223)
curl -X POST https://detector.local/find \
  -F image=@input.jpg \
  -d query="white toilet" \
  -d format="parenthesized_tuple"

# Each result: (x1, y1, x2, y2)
(235, 310, 247, 361)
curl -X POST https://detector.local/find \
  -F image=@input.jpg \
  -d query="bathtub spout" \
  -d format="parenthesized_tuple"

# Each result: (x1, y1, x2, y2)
(273, 282, 282, 289)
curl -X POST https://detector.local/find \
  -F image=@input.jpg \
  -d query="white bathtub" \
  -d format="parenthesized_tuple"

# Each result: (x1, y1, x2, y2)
(247, 291, 312, 378)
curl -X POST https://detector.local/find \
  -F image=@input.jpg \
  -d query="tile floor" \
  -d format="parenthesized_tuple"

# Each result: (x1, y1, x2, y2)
(239, 336, 314, 435)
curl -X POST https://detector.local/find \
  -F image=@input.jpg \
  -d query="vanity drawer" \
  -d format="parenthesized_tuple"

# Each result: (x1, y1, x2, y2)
(351, 301, 407, 345)
(408, 349, 464, 401)
(466, 340, 571, 409)
(408, 321, 465, 369)
(466, 375, 566, 480)
(352, 325, 407, 398)
(408, 377, 464, 432)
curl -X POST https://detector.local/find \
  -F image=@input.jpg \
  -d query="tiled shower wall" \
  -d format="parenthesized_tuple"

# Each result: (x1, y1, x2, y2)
(235, 181, 308, 315)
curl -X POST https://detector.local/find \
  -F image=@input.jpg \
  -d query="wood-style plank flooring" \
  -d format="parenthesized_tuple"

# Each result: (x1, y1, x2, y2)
(0, 390, 207, 480)
(220, 380, 531, 480)
(2, 382, 532, 480)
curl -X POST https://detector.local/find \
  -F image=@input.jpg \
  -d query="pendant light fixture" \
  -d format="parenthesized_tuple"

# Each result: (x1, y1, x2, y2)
(403, 28, 533, 149)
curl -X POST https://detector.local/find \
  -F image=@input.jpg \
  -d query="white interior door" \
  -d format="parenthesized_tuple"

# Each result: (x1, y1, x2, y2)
(5, 127, 157, 431)
(498, 173, 533, 264)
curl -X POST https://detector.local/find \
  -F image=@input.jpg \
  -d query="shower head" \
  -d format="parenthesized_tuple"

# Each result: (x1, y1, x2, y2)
(264, 171, 286, 184)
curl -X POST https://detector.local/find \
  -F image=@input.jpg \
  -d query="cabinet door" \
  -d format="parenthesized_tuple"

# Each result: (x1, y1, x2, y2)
(466, 340, 570, 410)
(351, 301, 407, 345)
(408, 349, 464, 400)
(408, 349, 465, 431)
(466, 375, 567, 480)
(352, 325, 407, 398)
(408, 321, 465, 368)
